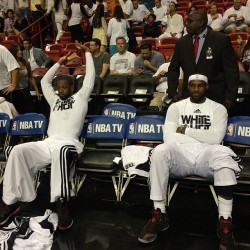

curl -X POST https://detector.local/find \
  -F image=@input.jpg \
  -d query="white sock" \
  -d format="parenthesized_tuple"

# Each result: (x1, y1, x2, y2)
(218, 196, 233, 219)
(153, 200, 166, 213)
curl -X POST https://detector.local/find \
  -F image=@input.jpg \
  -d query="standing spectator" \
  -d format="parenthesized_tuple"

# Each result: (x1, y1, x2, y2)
(107, 5, 129, 56)
(96, 0, 108, 16)
(84, 0, 97, 41)
(22, 37, 51, 71)
(68, 0, 90, 43)
(152, 0, 167, 24)
(0, 45, 95, 230)
(4, 9, 15, 35)
(30, 0, 48, 46)
(110, 37, 136, 76)
(160, 1, 184, 40)
(142, 13, 161, 38)
(207, 2, 223, 32)
(128, 0, 150, 26)
(168, 11, 239, 109)
(17, 0, 31, 24)
(92, 4, 107, 52)
(14, 11, 30, 39)
(134, 42, 165, 75)
(0, 45, 19, 103)
(47, 0, 68, 43)
(8, 44, 41, 114)
(138, 74, 241, 250)
(118, 0, 133, 18)
(222, 0, 250, 34)
(84, 0, 97, 26)
(89, 38, 110, 79)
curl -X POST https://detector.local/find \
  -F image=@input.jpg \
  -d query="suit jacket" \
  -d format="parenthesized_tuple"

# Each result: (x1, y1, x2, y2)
(168, 28, 239, 103)
(22, 47, 51, 68)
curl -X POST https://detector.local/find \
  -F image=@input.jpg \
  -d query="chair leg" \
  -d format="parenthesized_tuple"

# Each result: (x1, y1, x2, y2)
(72, 173, 87, 196)
(167, 181, 179, 206)
(119, 171, 131, 201)
(0, 162, 6, 184)
(112, 173, 122, 202)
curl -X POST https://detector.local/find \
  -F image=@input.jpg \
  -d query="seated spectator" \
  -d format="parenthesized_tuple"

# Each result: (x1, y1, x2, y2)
(90, 38, 110, 79)
(222, 0, 250, 34)
(4, 9, 15, 35)
(22, 37, 51, 71)
(128, 0, 150, 26)
(134, 42, 165, 75)
(237, 34, 250, 71)
(110, 37, 136, 76)
(138, 74, 241, 250)
(9, 44, 41, 114)
(152, 0, 167, 25)
(107, 5, 129, 56)
(151, 62, 183, 106)
(207, 2, 223, 32)
(160, 1, 184, 40)
(142, 13, 161, 38)
(0, 97, 18, 119)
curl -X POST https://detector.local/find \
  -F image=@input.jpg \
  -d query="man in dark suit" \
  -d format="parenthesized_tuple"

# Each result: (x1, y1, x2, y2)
(167, 11, 239, 110)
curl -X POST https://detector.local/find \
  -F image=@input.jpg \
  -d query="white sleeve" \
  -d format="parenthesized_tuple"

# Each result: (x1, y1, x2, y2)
(107, 19, 112, 37)
(207, 14, 212, 26)
(1, 46, 19, 72)
(77, 52, 95, 99)
(185, 105, 228, 144)
(110, 56, 116, 71)
(41, 63, 60, 106)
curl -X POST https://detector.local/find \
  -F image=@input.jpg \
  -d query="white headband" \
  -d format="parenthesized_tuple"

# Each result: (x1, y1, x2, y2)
(188, 74, 208, 83)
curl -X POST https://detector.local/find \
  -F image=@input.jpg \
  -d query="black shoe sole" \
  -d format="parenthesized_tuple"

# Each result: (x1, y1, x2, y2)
(0, 206, 21, 226)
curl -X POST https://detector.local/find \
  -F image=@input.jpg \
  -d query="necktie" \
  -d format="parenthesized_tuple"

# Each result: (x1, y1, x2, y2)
(27, 50, 30, 61)
(193, 35, 200, 59)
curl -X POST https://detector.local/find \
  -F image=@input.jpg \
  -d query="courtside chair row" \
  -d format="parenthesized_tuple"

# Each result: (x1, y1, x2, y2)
(0, 111, 249, 204)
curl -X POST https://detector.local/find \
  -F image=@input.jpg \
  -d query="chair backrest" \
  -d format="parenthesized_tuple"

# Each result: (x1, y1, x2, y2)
(0, 113, 11, 134)
(101, 75, 129, 102)
(125, 115, 164, 143)
(65, 56, 82, 67)
(224, 116, 250, 146)
(102, 103, 137, 121)
(55, 67, 70, 76)
(238, 72, 250, 98)
(82, 115, 126, 140)
(50, 43, 63, 52)
(128, 75, 154, 104)
(75, 75, 102, 96)
(32, 67, 49, 77)
(73, 66, 86, 77)
(10, 113, 47, 136)
(160, 37, 178, 45)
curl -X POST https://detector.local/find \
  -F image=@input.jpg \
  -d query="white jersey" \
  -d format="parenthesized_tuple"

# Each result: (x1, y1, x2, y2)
(110, 51, 136, 74)
(0, 45, 19, 90)
(41, 52, 95, 152)
(163, 97, 228, 145)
